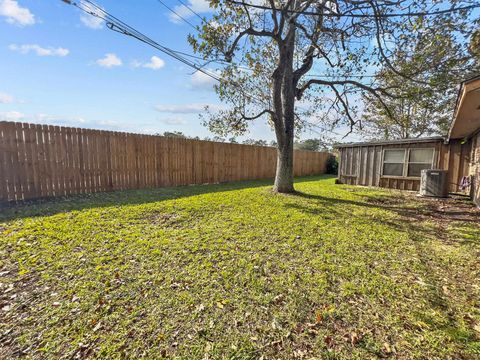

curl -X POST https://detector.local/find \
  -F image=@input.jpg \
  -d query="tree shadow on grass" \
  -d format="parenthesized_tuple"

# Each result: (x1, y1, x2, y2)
(286, 189, 480, 351)
(289, 190, 479, 246)
(0, 175, 336, 222)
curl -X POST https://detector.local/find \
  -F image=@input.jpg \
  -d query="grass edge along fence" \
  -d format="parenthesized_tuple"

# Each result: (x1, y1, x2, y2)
(0, 121, 331, 203)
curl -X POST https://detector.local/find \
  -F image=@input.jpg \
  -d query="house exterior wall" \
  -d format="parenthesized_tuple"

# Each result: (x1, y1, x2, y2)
(471, 131, 480, 206)
(337, 139, 472, 193)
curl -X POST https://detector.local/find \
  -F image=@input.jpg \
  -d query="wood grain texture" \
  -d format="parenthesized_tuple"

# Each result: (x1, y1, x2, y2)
(0, 121, 330, 202)
(338, 139, 472, 194)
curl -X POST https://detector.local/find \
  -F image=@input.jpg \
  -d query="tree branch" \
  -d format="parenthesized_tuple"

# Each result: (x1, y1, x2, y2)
(297, 77, 398, 122)
(225, 27, 278, 62)
(297, 78, 396, 99)
(240, 109, 275, 121)
(369, 0, 430, 85)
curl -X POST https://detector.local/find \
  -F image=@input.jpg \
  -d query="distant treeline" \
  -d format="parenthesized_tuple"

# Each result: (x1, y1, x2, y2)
(159, 131, 328, 151)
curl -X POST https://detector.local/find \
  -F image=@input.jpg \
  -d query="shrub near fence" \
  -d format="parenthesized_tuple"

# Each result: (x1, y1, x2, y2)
(0, 121, 330, 202)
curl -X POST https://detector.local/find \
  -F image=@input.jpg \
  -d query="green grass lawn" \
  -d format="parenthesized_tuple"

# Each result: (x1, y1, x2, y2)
(1, 176, 479, 359)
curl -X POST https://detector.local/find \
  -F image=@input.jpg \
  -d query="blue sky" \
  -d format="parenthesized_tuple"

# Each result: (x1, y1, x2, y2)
(0, 0, 363, 142)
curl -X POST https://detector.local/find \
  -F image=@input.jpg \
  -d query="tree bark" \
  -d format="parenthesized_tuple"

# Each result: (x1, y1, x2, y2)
(272, 24, 296, 194)
(273, 141, 295, 193)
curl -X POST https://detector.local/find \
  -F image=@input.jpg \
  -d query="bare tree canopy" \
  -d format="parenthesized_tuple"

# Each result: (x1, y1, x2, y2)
(189, 0, 479, 192)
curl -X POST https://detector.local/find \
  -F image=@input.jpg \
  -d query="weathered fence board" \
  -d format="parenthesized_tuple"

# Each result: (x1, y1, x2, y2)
(0, 121, 330, 202)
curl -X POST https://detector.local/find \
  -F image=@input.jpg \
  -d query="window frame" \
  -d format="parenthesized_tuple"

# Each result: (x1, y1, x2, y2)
(406, 148, 436, 178)
(381, 147, 436, 179)
(381, 148, 407, 177)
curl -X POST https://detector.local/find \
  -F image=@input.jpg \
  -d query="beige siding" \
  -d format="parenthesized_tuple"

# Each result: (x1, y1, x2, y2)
(471, 132, 480, 206)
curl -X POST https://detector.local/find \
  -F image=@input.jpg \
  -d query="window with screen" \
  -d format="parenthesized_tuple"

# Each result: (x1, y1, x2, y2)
(407, 148, 434, 177)
(382, 149, 406, 176)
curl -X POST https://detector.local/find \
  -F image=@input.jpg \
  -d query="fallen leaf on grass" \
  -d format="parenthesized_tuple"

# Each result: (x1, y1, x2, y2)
(92, 322, 102, 332)
(343, 332, 361, 346)
(270, 339, 282, 347)
(324, 335, 334, 348)
(272, 294, 285, 305)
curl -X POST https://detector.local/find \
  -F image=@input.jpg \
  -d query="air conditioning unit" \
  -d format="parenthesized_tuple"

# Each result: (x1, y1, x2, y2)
(419, 169, 449, 197)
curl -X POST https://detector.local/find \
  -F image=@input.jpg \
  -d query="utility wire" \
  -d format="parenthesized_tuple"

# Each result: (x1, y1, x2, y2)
(64, 1, 386, 87)
(226, 0, 480, 18)
(60, 0, 388, 134)
(65, 0, 220, 81)
(174, 0, 206, 22)
(62, 0, 271, 107)
(154, 0, 236, 65)
(155, 0, 198, 30)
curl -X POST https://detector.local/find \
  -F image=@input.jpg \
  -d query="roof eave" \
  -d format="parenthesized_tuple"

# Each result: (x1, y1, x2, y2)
(333, 136, 445, 148)
(447, 74, 480, 140)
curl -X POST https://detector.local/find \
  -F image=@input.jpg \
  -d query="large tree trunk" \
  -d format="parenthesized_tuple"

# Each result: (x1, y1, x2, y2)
(272, 25, 296, 194)
(273, 140, 295, 193)
(273, 88, 296, 193)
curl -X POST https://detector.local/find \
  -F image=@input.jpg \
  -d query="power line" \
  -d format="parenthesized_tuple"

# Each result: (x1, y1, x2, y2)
(64, 0, 222, 81)
(169, 0, 251, 64)
(62, 0, 270, 107)
(174, 0, 206, 22)
(155, 0, 198, 30)
(226, 0, 480, 18)
(60, 0, 391, 131)
(64, 1, 382, 85)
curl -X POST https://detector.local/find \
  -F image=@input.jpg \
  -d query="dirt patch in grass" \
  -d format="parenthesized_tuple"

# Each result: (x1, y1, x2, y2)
(364, 192, 479, 242)
(148, 212, 181, 226)
(413, 195, 480, 223)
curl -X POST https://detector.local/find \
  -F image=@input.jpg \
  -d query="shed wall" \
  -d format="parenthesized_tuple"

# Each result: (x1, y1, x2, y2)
(471, 132, 480, 206)
(338, 139, 471, 193)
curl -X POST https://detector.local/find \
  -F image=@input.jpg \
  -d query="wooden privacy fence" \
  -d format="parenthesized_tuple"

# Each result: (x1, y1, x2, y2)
(0, 121, 330, 202)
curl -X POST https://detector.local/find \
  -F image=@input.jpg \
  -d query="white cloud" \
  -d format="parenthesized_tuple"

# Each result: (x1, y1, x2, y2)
(144, 56, 165, 70)
(9, 44, 69, 57)
(190, 70, 217, 90)
(0, 112, 127, 131)
(96, 53, 122, 68)
(0, 0, 35, 26)
(0, 92, 14, 104)
(132, 56, 165, 70)
(155, 103, 223, 114)
(0, 111, 150, 134)
(79, 0, 104, 29)
(0, 110, 24, 121)
(33, 114, 94, 127)
(160, 117, 188, 125)
(169, 0, 211, 23)
(155, 103, 207, 114)
(80, 13, 103, 29)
